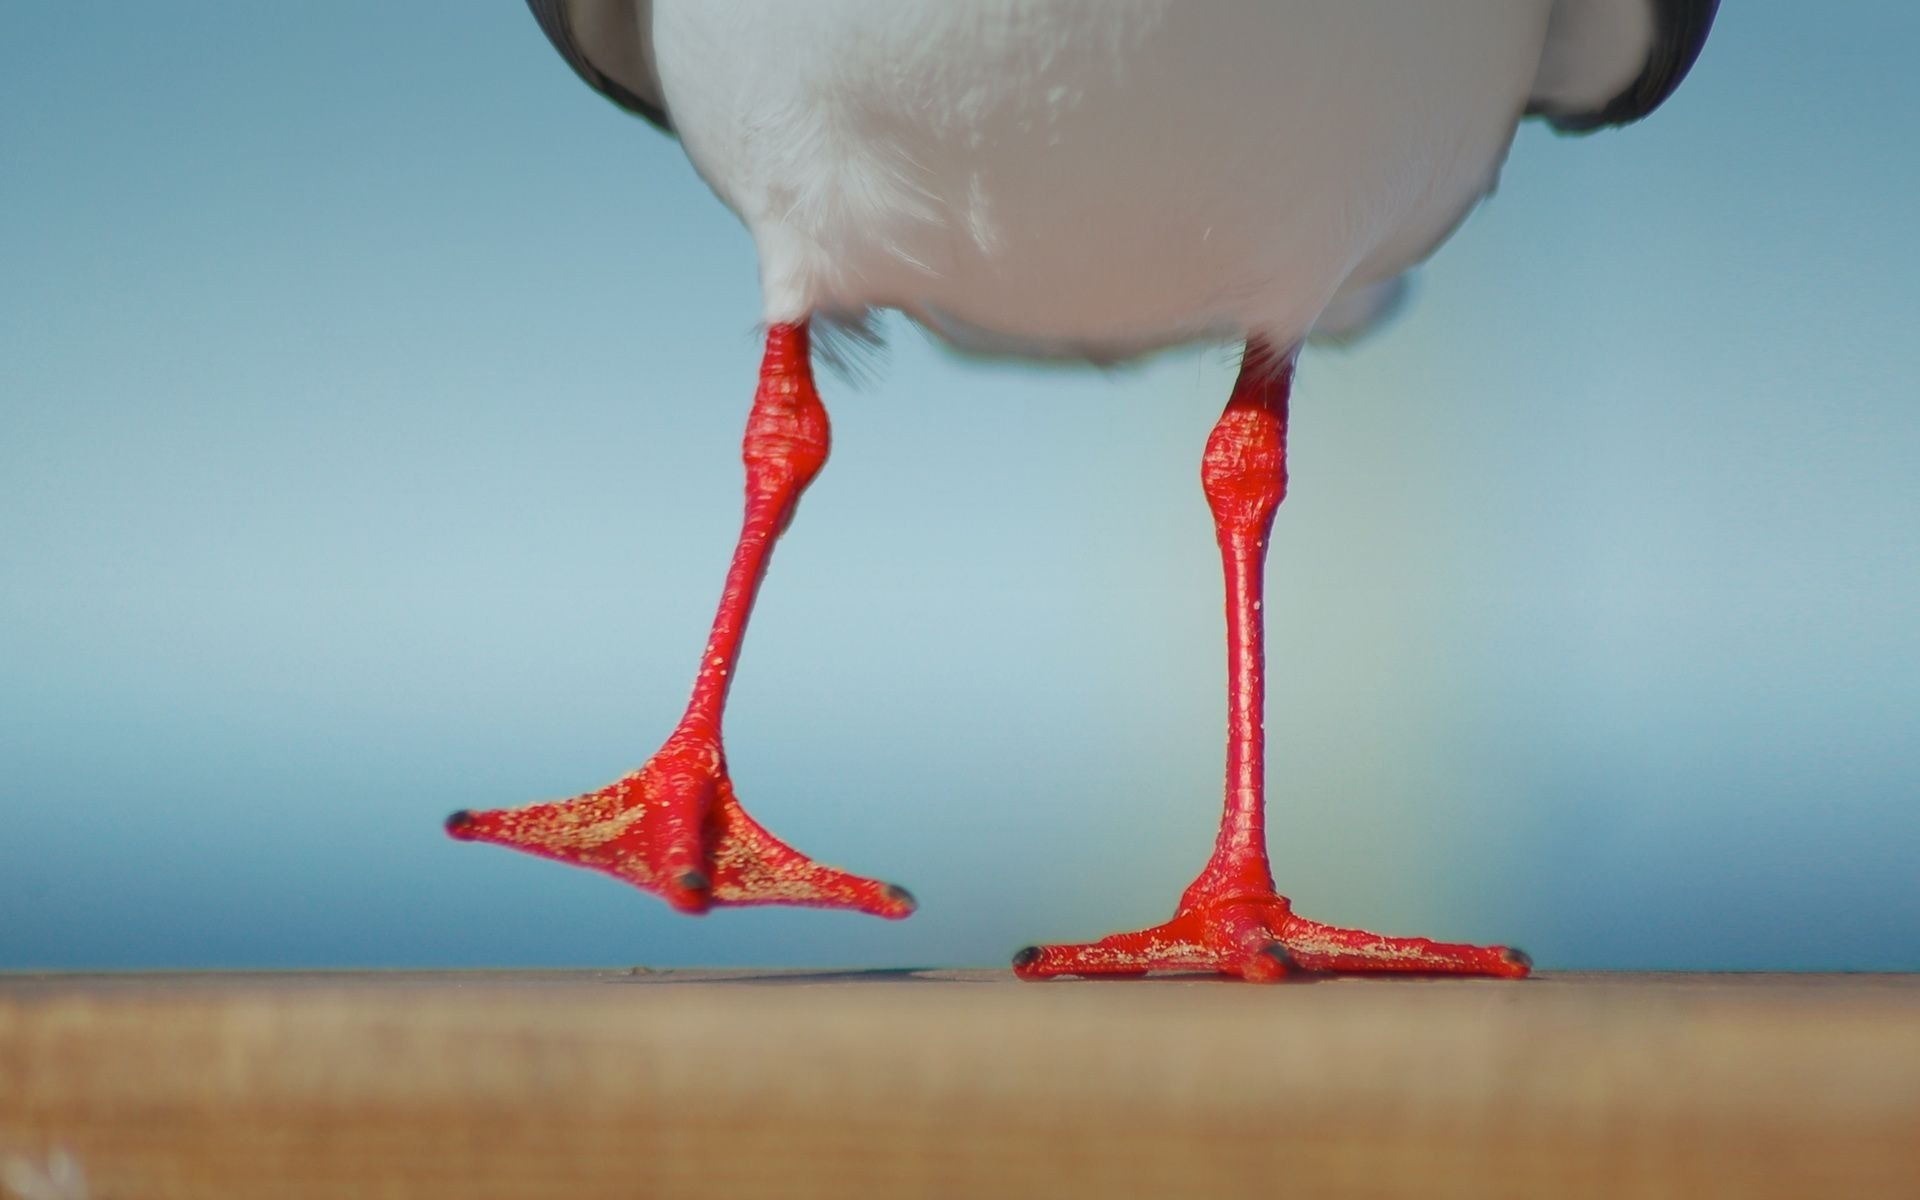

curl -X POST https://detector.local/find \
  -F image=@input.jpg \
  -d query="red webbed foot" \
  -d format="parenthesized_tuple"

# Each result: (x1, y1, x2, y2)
(446, 720, 914, 918)
(1011, 889, 1529, 983)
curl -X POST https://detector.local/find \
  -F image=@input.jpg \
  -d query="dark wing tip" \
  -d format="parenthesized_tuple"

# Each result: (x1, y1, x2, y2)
(525, 0, 672, 132)
(1538, 0, 1721, 134)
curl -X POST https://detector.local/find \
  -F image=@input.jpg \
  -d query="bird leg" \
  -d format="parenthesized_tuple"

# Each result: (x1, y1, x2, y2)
(1014, 341, 1528, 981)
(446, 322, 915, 919)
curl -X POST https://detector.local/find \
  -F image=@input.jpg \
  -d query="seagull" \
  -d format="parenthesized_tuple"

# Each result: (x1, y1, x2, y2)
(448, 0, 1718, 981)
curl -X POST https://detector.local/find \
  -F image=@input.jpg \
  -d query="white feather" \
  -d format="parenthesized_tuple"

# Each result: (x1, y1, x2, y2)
(1531, 0, 1655, 118)
(645, 0, 1557, 359)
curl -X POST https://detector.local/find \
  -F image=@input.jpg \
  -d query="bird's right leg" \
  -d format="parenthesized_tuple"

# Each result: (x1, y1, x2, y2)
(446, 322, 915, 920)
(1013, 340, 1525, 981)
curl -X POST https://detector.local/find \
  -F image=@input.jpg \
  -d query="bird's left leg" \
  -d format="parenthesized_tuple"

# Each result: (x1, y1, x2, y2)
(446, 322, 914, 920)
(1013, 340, 1528, 981)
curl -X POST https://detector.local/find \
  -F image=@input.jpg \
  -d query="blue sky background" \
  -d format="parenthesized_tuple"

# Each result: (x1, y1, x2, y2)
(3, 2, 1915, 971)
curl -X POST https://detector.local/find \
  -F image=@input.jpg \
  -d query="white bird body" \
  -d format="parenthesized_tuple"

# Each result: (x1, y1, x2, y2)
(638, 0, 1643, 358)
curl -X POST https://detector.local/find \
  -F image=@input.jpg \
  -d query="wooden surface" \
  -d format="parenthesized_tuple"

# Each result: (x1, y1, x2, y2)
(3, 970, 1917, 1199)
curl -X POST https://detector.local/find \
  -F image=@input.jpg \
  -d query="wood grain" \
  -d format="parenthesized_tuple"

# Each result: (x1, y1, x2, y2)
(3, 970, 1917, 1198)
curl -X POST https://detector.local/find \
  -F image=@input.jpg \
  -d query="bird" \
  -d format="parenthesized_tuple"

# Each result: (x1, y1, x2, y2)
(446, 0, 1718, 981)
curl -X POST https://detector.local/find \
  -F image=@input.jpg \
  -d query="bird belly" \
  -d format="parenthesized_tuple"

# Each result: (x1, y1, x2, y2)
(652, 0, 1551, 358)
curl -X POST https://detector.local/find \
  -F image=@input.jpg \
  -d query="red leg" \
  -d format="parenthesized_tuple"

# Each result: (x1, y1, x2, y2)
(1014, 341, 1528, 981)
(447, 323, 914, 920)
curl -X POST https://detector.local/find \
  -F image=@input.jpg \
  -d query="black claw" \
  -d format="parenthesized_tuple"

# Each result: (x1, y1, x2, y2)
(1011, 945, 1042, 970)
(444, 809, 474, 834)
(1260, 943, 1294, 968)
(1503, 947, 1533, 971)
(675, 869, 710, 895)
(883, 883, 917, 911)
